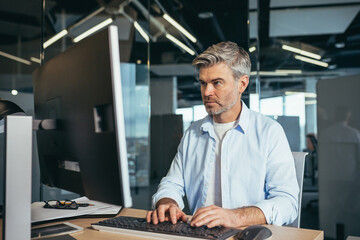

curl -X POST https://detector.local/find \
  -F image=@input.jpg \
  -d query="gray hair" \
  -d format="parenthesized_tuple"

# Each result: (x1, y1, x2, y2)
(192, 41, 251, 80)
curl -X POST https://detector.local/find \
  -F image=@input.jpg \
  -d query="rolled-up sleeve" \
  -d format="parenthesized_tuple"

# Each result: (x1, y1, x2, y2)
(255, 123, 299, 225)
(151, 136, 186, 210)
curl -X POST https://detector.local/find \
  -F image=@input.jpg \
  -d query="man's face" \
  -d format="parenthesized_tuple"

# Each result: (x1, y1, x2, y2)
(199, 62, 241, 116)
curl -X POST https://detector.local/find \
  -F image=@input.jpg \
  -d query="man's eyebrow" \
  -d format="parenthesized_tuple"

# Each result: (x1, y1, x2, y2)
(211, 78, 224, 82)
(198, 77, 224, 82)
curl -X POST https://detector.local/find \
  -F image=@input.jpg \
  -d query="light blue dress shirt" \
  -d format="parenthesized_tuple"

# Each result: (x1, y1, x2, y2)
(152, 102, 299, 226)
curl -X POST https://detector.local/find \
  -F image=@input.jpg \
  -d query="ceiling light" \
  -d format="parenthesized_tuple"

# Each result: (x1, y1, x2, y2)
(285, 91, 317, 98)
(328, 64, 337, 70)
(282, 44, 321, 60)
(198, 12, 213, 19)
(11, 90, 18, 96)
(0, 51, 31, 65)
(166, 34, 195, 56)
(294, 55, 328, 68)
(335, 42, 345, 48)
(43, 29, 68, 49)
(134, 21, 150, 42)
(275, 70, 302, 74)
(73, 18, 113, 43)
(249, 46, 256, 53)
(163, 14, 197, 43)
(30, 57, 41, 64)
(321, 57, 331, 63)
(250, 71, 287, 76)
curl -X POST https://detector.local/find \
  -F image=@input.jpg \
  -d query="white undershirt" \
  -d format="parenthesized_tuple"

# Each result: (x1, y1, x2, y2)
(204, 120, 236, 207)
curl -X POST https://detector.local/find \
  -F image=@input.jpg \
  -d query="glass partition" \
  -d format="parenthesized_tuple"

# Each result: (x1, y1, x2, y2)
(39, 0, 151, 204)
(0, 1, 43, 203)
(1, 0, 151, 208)
(246, 1, 360, 235)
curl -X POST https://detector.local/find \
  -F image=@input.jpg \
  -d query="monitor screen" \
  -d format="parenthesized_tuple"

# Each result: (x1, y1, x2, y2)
(32, 26, 132, 207)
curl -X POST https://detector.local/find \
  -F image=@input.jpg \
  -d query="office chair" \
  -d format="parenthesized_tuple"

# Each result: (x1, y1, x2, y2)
(0, 99, 25, 120)
(306, 134, 318, 186)
(288, 152, 308, 228)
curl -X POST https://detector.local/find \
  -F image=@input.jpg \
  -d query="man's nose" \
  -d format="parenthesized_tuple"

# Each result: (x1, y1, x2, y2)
(203, 84, 214, 96)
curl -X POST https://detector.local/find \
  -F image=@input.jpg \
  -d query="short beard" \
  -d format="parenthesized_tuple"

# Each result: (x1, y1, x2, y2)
(205, 97, 238, 115)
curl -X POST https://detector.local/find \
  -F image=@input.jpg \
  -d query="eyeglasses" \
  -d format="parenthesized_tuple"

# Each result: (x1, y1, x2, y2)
(43, 200, 79, 210)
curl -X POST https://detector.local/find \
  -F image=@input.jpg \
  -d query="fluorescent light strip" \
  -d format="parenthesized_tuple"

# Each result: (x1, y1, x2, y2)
(294, 55, 329, 68)
(73, 18, 113, 43)
(166, 34, 195, 56)
(30, 57, 41, 64)
(163, 14, 197, 43)
(285, 91, 317, 98)
(0, 51, 31, 65)
(275, 69, 302, 74)
(134, 21, 149, 43)
(250, 71, 287, 76)
(43, 29, 68, 49)
(282, 44, 321, 60)
(249, 46, 256, 52)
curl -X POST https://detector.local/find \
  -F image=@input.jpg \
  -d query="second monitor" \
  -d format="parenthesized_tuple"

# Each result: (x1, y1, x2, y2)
(32, 26, 132, 207)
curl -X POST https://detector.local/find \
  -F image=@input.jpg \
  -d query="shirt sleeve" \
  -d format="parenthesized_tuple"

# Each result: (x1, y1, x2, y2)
(254, 122, 299, 226)
(151, 133, 187, 210)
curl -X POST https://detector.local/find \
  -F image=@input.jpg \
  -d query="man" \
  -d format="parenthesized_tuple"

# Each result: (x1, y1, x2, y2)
(147, 41, 299, 228)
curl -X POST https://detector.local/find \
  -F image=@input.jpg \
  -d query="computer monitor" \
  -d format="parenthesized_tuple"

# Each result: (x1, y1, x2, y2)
(32, 26, 132, 207)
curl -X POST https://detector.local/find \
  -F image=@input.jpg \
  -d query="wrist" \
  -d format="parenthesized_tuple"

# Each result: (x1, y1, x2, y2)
(235, 206, 266, 227)
(233, 208, 247, 227)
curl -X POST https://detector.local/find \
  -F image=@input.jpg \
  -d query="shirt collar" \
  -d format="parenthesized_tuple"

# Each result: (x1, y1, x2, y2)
(234, 100, 250, 134)
(200, 100, 250, 135)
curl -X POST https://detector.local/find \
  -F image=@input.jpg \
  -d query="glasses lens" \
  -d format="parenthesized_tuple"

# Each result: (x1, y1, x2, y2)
(43, 200, 78, 209)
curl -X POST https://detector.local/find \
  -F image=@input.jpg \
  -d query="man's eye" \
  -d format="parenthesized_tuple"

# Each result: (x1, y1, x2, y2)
(214, 81, 221, 85)
(200, 81, 206, 86)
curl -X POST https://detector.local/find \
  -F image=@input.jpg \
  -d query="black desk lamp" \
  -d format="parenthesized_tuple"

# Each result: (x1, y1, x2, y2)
(0, 99, 25, 120)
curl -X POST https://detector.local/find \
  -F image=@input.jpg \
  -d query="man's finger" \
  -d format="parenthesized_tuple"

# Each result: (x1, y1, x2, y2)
(152, 209, 159, 225)
(146, 211, 153, 223)
(206, 218, 222, 228)
(169, 206, 178, 224)
(176, 210, 186, 219)
(180, 214, 188, 223)
(157, 205, 168, 222)
(191, 209, 215, 227)
(192, 205, 214, 219)
(196, 212, 218, 227)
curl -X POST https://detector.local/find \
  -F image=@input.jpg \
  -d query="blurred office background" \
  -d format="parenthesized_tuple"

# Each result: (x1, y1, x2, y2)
(0, 0, 360, 239)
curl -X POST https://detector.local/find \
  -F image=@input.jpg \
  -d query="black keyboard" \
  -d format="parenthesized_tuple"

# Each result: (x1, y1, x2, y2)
(91, 216, 241, 239)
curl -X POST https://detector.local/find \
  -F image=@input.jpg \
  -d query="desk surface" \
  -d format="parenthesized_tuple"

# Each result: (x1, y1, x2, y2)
(31, 208, 324, 240)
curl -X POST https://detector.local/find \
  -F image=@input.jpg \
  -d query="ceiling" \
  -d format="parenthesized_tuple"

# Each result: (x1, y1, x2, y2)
(1, 0, 360, 106)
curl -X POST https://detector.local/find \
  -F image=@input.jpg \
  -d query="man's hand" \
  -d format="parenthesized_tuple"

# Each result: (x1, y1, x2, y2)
(190, 205, 266, 228)
(146, 198, 187, 224)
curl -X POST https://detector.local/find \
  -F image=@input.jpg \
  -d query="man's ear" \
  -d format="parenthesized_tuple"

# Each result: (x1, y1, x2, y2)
(238, 75, 249, 93)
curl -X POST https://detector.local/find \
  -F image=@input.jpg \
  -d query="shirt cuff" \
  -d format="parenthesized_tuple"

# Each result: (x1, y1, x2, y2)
(255, 200, 275, 225)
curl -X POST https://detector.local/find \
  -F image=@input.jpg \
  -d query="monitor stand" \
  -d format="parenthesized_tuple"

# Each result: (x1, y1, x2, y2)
(2, 115, 32, 239)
